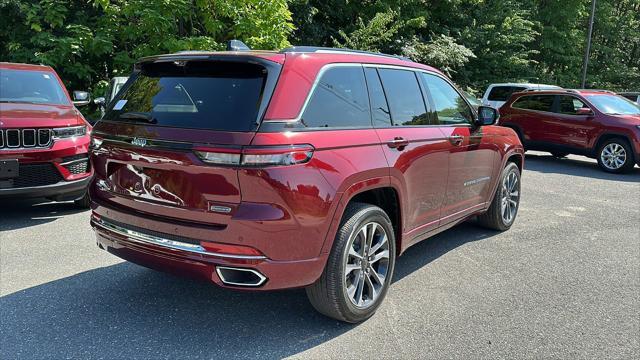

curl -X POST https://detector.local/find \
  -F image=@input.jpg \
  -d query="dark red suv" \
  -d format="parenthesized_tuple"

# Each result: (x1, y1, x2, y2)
(0, 62, 93, 206)
(89, 46, 524, 322)
(499, 89, 640, 173)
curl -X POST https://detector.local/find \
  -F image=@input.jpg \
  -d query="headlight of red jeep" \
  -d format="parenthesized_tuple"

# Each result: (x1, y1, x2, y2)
(52, 125, 87, 140)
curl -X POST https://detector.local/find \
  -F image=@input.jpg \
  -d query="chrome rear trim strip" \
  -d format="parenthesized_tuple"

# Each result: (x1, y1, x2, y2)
(92, 217, 267, 260)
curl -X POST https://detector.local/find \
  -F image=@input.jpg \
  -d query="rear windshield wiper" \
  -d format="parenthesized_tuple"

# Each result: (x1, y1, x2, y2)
(118, 112, 157, 124)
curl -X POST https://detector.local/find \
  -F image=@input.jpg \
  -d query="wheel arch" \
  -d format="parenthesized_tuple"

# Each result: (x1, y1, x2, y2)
(320, 179, 403, 257)
(594, 132, 634, 152)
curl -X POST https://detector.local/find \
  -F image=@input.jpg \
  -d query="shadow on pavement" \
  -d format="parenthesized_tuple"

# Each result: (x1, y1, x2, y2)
(524, 153, 640, 182)
(0, 221, 495, 359)
(0, 198, 87, 231)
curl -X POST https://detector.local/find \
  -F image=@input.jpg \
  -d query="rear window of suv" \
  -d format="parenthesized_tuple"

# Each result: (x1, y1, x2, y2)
(103, 61, 268, 132)
(488, 86, 527, 101)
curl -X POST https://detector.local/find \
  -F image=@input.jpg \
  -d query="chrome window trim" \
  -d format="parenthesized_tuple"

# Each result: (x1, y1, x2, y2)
(510, 94, 594, 117)
(288, 63, 364, 123)
(266, 62, 476, 128)
(92, 217, 268, 260)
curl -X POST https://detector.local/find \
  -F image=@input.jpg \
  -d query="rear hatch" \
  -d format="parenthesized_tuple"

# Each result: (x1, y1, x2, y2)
(91, 54, 283, 224)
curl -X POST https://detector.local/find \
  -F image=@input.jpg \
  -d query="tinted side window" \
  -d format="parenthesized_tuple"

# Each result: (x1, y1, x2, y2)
(302, 66, 371, 128)
(378, 69, 429, 126)
(364, 68, 392, 127)
(512, 95, 555, 112)
(422, 73, 473, 125)
(488, 86, 527, 101)
(557, 96, 588, 115)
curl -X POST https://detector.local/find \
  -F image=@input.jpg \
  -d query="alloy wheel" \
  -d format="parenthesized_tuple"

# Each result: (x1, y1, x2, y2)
(600, 143, 627, 170)
(501, 171, 519, 224)
(344, 222, 390, 308)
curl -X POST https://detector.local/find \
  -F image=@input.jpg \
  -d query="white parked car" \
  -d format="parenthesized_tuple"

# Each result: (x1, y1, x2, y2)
(94, 76, 129, 117)
(482, 83, 561, 109)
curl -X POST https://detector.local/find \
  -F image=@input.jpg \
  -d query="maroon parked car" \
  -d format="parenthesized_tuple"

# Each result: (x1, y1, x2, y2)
(0, 62, 93, 206)
(89, 45, 524, 322)
(499, 89, 640, 173)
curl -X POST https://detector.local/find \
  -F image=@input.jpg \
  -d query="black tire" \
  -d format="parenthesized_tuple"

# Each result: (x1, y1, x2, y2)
(306, 202, 396, 323)
(477, 162, 521, 231)
(596, 138, 635, 173)
(74, 192, 91, 208)
(551, 152, 569, 158)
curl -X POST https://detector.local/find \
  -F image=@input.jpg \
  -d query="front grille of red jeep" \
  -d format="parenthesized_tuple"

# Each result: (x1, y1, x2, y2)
(0, 128, 52, 149)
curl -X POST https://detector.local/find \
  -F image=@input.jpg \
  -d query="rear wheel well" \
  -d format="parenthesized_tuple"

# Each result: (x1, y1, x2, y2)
(507, 153, 523, 172)
(349, 188, 401, 254)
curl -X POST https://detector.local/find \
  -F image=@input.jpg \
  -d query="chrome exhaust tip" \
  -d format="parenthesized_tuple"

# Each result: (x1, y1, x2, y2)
(216, 266, 267, 287)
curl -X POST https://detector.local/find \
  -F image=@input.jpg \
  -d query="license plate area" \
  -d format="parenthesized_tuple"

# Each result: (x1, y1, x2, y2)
(0, 159, 19, 179)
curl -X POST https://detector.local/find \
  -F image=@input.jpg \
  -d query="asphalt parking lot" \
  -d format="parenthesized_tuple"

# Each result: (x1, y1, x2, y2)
(1, 151, 639, 359)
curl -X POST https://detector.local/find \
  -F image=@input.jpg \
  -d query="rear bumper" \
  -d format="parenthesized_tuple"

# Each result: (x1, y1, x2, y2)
(90, 211, 329, 291)
(0, 175, 91, 200)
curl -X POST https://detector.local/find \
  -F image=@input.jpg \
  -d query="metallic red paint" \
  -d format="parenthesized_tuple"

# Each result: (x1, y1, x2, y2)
(499, 90, 640, 161)
(0, 63, 93, 199)
(89, 51, 524, 290)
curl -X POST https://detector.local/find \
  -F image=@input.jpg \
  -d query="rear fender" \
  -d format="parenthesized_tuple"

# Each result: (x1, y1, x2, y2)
(319, 175, 397, 255)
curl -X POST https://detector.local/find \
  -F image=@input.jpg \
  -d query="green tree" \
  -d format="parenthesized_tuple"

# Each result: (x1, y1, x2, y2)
(0, 0, 293, 92)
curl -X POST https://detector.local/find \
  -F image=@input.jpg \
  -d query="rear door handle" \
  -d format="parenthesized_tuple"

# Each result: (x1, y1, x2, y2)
(387, 137, 409, 149)
(449, 135, 464, 146)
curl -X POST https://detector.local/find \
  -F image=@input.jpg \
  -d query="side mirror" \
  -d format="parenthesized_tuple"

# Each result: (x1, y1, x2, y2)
(576, 107, 593, 116)
(73, 91, 91, 106)
(93, 97, 106, 106)
(476, 106, 499, 126)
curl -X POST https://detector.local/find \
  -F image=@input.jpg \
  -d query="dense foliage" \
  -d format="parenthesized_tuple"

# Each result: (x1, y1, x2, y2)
(1, 0, 639, 97)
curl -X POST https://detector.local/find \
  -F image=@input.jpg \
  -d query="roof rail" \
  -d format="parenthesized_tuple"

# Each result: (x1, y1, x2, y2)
(173, 50, 215, 55)
(571, 89, 615, 94)
(519, 88, 578, 94)
(279, 46, 411, 62)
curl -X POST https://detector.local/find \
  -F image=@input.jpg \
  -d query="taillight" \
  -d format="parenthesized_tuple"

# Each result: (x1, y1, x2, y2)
(194, 146, 242, 165)
(194, 145, 314, 167)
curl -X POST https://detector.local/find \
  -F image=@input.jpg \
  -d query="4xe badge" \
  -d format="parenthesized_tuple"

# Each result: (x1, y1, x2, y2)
(131, 137, 147, 147)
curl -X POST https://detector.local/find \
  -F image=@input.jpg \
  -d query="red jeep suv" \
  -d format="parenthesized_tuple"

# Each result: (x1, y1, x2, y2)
(0, 63, 93, 206)
(89, 45, 524, 322)
(499, 89, 640, 173)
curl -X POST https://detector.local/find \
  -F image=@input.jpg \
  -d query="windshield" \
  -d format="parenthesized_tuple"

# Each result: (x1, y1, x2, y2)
(585, 94, 640, 115)
(104, 61, 267, 132)
(0, 69, 69, 105)
(462, 91, 480, 107)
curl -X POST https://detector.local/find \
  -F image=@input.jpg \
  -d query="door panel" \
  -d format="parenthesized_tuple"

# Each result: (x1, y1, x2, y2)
(372, 67, 448, 234)
(438, 126, 499, 221)
(376, 127, 449, 233)
(541, 96, 594, 148)
(420, 73, 499, 222)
